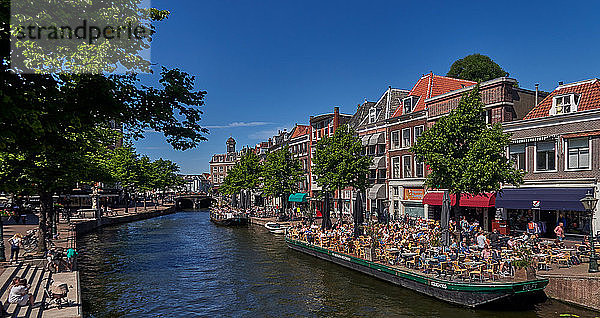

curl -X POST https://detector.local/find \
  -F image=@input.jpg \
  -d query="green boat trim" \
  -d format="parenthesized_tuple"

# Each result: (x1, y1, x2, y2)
(286, 237, 549, 294)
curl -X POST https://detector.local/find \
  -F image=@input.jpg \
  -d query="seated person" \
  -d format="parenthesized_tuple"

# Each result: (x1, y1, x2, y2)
(8, 278, 34, 307)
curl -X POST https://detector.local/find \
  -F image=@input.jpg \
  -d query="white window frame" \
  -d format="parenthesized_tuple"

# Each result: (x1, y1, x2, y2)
(393, 186, 399, 197)
(534, 140, 557, 173)
(402, 155, 412, 178)
(401, 128, 411, 149)
(403, 96, 418, 114)
(368, 107, 377, 123)
(508, 143, 527, 171)
(550, 94, 579, 115)
(413, 125, 424, 144)
(391, 157, 401, 179)
(391, 130, 400, 150)
(564, 137, 592, 171)
(414, 157, 424, 178)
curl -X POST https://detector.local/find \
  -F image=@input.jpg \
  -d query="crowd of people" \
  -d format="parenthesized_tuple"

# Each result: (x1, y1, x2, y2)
(287, 216, 593, 281)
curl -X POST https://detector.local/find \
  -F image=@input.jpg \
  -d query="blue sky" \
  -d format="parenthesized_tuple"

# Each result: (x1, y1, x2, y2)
(134, 0, 600, 174)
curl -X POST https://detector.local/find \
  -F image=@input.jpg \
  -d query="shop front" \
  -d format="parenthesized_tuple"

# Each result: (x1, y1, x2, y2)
(422, 192, 496, 231)
(402, 188, 425, 218)
(495, 187, 593, 237)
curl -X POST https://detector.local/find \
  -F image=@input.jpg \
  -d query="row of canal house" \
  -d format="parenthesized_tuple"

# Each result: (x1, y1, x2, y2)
(212, 75, 600, 238)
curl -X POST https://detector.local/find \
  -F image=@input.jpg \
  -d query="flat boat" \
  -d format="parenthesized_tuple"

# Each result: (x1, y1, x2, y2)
(210, 211, 248, 226)
(286, 237, 548, 308)
(265, 222, 289, 234)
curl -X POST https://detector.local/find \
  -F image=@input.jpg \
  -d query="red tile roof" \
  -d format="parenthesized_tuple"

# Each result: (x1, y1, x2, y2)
(523, 79, 600, 119)
(392, 73, 476, 117)
(290, 125, 310, 139)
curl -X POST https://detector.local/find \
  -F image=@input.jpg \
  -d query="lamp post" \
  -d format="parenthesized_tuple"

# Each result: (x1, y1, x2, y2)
(580, 191, 599, 273)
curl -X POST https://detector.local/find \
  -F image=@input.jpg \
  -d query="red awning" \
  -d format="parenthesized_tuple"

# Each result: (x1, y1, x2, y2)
(422, 192, 495, 207)
(460, 193, 496, 207)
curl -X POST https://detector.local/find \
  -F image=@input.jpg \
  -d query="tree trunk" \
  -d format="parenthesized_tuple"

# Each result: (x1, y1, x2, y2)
(38, 192, 52, 253)
(134, 194, 138, 213)
(143, 193, 147, 210)
(338, 195, 343, 225)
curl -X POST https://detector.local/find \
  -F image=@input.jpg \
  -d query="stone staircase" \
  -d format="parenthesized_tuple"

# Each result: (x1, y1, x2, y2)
(0, 263, 51, 318)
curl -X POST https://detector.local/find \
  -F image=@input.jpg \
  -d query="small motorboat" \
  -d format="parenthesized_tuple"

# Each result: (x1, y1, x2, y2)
(265, 222, 289, 234)
(210, 210, 248, 226)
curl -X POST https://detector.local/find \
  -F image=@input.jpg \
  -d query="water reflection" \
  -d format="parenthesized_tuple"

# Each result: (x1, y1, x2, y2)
(79, 211, 596, 317)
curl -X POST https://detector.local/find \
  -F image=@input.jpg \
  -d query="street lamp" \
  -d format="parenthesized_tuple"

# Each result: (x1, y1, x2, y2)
(580, 191, 598, 273)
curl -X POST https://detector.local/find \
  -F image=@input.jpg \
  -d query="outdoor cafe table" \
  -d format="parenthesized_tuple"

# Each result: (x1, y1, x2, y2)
(464, 261, 483, 268)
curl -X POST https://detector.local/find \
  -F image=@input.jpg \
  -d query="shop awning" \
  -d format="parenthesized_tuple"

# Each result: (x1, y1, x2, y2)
(361, 135, 371, 146)
(423, 192, 456, 206)
(368, 132, 385, 145)
(288, 193, 309, 203)
(368, 184, 386, 200)
(496, 187, 593, 211)
(422, 192, 496, 207)
(369, 156, 386, 169)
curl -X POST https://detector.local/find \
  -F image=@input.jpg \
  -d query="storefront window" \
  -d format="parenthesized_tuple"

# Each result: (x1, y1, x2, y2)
(567, 137, 589, 169)
(536, 141, 556, 171)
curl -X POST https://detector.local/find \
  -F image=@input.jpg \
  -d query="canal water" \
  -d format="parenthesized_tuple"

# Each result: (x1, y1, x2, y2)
(79, 211, 596, 317)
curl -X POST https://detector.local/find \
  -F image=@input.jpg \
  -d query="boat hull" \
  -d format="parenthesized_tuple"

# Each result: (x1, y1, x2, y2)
(286, 238, 548, 308)
(210, 216, 248, 226)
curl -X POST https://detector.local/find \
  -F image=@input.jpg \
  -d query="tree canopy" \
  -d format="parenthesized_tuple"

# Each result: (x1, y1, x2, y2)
(219, 149, 262, 196)
(312, 124, 370, 193)
(262, 145, 304, 200)
(446, 54, 508, 83)
(411, 85, 523, 198)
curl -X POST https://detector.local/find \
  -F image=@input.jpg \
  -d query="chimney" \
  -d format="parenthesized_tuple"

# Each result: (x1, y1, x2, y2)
(535, 83, 539, 106)
(333, 106, 340, 130)
(559, 81, 564, 86)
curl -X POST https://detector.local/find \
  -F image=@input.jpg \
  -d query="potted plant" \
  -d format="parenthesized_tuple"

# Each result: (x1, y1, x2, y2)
(513, 246, 536, 280)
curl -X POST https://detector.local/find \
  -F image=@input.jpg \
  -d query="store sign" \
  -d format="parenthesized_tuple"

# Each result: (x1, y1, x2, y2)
(404, 188, 425, 201)
(532, 200, 540, 208)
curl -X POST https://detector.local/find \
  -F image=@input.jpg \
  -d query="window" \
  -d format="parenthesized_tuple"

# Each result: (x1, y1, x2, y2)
(536, 141, 556, 171)
(403, 96, 418, 114)
(391, 131, 400, 149)
(509, 144, 526, 170)
(392, 157, 401, 179)
(402, 128, 411, 148)
(393, 200, 399, 211)
(369, 107, 377, 123)
(552, 94, 579, 115)
(369, 169, 377, 179)
(403, 155, 412, 178)
(567, 137, 590, 169)
(414, 126, 424, 144)
(378, 169, 386, 179)
(415, 158, 424, 178)
(377, 144, 385, 155)
(368, 145, 376, 155)
(219, 166, 223, 172)
(393, 186, 399, 196)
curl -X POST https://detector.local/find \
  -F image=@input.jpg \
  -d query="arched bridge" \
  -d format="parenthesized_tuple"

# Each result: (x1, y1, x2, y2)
(175, 193, 214, 210)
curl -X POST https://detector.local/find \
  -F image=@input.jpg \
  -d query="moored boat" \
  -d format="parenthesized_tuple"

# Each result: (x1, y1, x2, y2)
(265, 222, 289, 234)
(210, 210, 248, 226)
(286, 237, 548, 308)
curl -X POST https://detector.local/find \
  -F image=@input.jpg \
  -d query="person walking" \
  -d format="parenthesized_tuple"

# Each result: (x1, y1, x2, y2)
(8, 234, 23, 264)
(554, 222, 565, 242)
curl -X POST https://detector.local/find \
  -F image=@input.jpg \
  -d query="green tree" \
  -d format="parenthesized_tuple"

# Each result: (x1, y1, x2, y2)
(262, 146, 304, 213)
(220, 149, 262, 206)
(411, 85, 523, 229)
(106, 144, 142, 214)
(446, 54, 509, 83)
(312, 125, 371, 221)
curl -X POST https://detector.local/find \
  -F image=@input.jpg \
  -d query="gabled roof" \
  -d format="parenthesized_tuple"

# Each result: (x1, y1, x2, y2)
(290, 124, 310, 139)
(523, 79, 600, 119)
(353, 88, 410, 129)
(392, 73, 476, 117)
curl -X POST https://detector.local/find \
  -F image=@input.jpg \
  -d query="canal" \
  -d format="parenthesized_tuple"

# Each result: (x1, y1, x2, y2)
(79, 211, 596, 317)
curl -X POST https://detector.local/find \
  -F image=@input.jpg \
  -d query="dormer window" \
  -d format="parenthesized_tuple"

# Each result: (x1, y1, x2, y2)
(368, 107, 377, 123)
(551, 94, 580, 115)
(403, 96, 418, 114)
